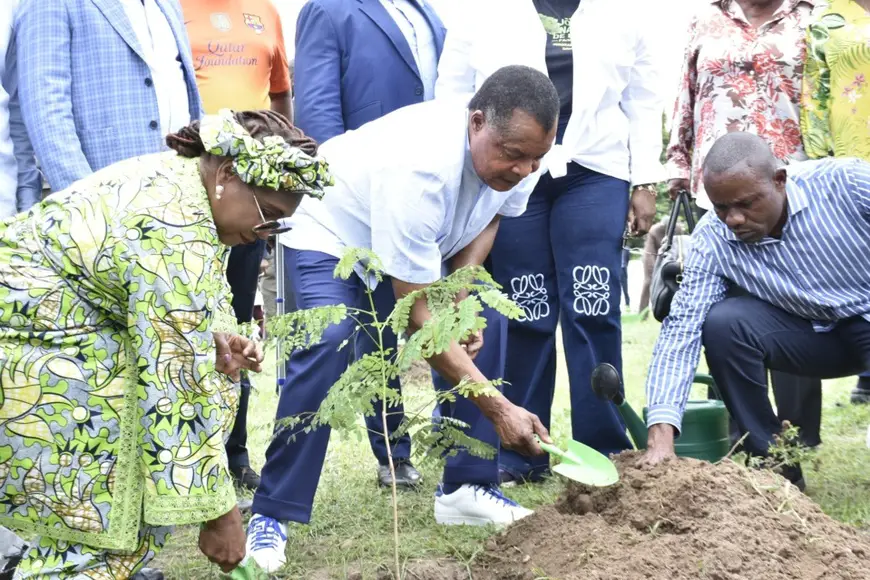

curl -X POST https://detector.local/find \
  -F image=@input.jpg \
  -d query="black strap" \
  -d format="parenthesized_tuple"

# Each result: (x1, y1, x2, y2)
(664, 190, 697, 246)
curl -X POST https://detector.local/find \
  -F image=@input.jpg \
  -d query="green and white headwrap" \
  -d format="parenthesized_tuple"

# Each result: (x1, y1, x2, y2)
(199, 108, 334, 199)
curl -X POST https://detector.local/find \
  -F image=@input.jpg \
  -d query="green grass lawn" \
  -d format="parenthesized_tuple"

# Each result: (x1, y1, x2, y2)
(154, 317, 870, 579)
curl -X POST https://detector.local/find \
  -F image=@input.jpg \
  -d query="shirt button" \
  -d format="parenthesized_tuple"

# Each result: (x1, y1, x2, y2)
(415, 86, 423, 96)
(144, 77, 153, 87)
(149, 120, 158, 129)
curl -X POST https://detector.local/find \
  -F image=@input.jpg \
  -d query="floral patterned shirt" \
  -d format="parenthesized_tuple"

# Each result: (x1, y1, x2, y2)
(801, 0, 870, 161)
(667, 0, 815, 209)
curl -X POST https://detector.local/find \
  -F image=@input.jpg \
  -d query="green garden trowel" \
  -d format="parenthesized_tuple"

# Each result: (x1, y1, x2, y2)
(228, 560, 269, 580)
(537, 437, 619, 487)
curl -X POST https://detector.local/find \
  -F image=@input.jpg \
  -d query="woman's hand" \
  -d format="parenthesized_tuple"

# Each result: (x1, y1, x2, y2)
(214, 332, 264, 381)
(628, 184, 658, 236)
(667, 178, 690, 201)
(199, 505, 246, 573)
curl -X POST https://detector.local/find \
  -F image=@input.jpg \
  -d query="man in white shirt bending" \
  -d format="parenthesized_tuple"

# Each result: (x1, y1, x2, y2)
(246, 65, 559, 573)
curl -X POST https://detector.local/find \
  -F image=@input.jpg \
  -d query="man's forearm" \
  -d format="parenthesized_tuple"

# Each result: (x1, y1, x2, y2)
(424, 340, 508, 416)
(393, 277, 509, 419)
(270, 91, 293, 121)
(645, 314, 706, 433)
(449, 216, 500, 272)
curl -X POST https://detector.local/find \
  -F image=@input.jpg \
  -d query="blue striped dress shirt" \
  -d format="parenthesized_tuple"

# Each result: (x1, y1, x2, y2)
(646, 157, 870, 432)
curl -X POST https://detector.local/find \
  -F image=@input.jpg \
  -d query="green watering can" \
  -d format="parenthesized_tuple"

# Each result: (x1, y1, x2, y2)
(590, 363, 731, 463)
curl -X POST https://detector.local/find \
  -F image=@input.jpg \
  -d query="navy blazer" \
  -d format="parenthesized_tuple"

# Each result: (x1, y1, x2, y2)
(294, 0, 446, 145)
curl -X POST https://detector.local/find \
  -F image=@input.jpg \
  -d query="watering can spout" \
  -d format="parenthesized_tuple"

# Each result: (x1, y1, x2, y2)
(591, 363, 649, 450)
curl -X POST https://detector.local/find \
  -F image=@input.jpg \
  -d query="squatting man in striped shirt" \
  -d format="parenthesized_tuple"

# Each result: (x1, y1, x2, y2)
(642, 132, 870, 490)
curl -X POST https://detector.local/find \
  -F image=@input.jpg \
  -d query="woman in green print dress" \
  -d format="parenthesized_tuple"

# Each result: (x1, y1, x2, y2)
(0, 109, 332, 579)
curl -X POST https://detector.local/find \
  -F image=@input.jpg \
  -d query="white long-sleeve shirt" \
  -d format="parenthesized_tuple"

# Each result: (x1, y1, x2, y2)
(435, 0, 666, 189)
(279, 98, 534, 288)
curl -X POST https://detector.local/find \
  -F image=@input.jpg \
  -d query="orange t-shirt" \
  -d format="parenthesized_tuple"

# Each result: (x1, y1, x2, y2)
(181, 0, 290, 114)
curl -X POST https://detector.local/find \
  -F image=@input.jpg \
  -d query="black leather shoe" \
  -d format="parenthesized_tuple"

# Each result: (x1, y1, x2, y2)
(378, 461, 422, 488)
(776, 463, 807, 492)
(231, 465, 261, 492)
(131, 569, 165, 580)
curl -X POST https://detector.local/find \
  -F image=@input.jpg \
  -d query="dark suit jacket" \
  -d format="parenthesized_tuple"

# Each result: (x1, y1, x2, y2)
(294, 0, 446, 144)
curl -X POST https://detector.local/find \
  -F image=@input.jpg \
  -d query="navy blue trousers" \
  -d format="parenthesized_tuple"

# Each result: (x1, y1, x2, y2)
(490, 163, 633, 479)
(704, 296, 870, 457)
(253, 249, 501, 523)
(274, 247, 408, 465)
(225, 239, 266, 470)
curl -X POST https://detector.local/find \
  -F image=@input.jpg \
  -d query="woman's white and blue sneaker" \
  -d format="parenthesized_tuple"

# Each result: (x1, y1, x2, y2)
(433, 483, 533, 526)
(244, 513, 288, 573)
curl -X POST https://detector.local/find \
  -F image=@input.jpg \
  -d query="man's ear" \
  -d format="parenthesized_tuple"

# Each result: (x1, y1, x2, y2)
(773, 167, 788, 188)
(469, 109, 486, 135)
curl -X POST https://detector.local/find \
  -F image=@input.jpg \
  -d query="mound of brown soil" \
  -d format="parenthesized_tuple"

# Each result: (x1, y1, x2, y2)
(471, 452, 870, 580)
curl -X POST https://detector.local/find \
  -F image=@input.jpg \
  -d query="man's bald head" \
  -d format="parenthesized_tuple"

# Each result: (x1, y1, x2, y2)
(702, 132, 789, 243)
(703, 132, 778, 183)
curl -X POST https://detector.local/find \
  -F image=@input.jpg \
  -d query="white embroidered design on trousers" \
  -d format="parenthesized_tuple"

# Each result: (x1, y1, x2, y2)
(573, 265, 610, 316)
(510, 273, 550, 321)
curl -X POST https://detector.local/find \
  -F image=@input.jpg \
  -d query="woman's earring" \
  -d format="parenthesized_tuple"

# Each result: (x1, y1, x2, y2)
(215, 184, 224, 200)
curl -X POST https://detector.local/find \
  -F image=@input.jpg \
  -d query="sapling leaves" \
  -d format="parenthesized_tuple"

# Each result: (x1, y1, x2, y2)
(264, 248, 522, 576)
(478, 287, 524, 320)
(314, 353, 402, 432)
(334, 247, 384, 282)
(267, 251, 520, 455)
(265, 304, 348, 352)
(454, 377, 502, 400)
(413, 417, 497, 462)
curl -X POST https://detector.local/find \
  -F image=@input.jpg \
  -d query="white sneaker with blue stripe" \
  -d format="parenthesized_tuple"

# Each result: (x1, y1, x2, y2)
(244, 513, 288, 573)
(434, 484, 533, 526)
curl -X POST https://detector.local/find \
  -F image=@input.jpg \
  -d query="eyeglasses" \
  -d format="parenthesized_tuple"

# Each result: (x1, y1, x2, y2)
(251, 193, 292, 235)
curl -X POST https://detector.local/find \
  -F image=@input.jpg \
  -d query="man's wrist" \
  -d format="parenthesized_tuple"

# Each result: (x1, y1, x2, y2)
(473, 391, 509, 420)
(647, 423, 676, 448)
(648, 422, 676, 437)
(645, 404, 683, 434)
